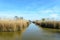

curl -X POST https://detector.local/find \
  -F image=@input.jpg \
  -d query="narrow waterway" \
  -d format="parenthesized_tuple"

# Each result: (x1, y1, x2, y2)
(0, 23, 60, 40)
(22, 23, 60, 40)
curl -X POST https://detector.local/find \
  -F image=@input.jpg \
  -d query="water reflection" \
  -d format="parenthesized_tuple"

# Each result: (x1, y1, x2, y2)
(36, 24, 60, 40)
(0, 32, 21, 40)
(22, 23, 60, 40)
(0, 25, 29, 40)
(37, 25, 60, 33)
(0, 23, 60, 40)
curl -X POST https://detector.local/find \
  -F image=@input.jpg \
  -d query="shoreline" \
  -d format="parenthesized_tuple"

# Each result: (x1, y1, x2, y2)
(32, 20, 60, 29)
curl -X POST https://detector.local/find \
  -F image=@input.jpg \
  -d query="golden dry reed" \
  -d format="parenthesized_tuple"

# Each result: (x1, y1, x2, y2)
(33, 20, 60, 29)
(0, 19, 30, 32)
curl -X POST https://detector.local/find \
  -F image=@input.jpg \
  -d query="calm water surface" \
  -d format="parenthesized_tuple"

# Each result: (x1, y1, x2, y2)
(0, 23, 60, 40)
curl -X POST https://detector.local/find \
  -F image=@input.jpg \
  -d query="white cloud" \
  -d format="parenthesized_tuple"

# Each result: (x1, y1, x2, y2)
(38, 6, 60, 14)
(40, 10, 53, 14)
(38, 9, 54, 14)
(49, 13, 59, 18)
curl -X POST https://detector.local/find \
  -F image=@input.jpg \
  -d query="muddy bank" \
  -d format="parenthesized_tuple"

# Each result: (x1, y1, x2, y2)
(32, 20, 60, 29)
(0, 19, 30, 32)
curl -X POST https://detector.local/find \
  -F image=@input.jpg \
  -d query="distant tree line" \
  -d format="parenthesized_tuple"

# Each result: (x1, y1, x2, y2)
(14, 16, 23, 20)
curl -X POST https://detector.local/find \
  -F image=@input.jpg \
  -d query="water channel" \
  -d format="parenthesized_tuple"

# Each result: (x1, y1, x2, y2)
(0, 23, 60, 40)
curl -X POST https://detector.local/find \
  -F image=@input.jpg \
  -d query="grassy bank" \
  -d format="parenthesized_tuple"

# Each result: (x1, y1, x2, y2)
(0, 19, 30, 32)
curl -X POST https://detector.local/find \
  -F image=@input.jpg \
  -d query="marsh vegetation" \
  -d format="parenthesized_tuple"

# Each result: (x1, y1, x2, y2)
(32, 18, 60, 29)
(0, 16, 30, 32)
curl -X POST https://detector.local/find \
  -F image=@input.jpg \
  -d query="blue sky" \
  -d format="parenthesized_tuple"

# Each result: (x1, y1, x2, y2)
(0, 0, 60, 20)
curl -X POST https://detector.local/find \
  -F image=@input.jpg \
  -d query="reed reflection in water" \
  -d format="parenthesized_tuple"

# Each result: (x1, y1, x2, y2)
(0, 23, 60, 40)
(22, 23, 60, 40)
(0, 25, 29, 40)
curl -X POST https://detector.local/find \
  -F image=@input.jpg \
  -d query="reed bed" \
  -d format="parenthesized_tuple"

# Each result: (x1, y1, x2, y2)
(0, 19, 30, 32)
(33, 20, 60, 29)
